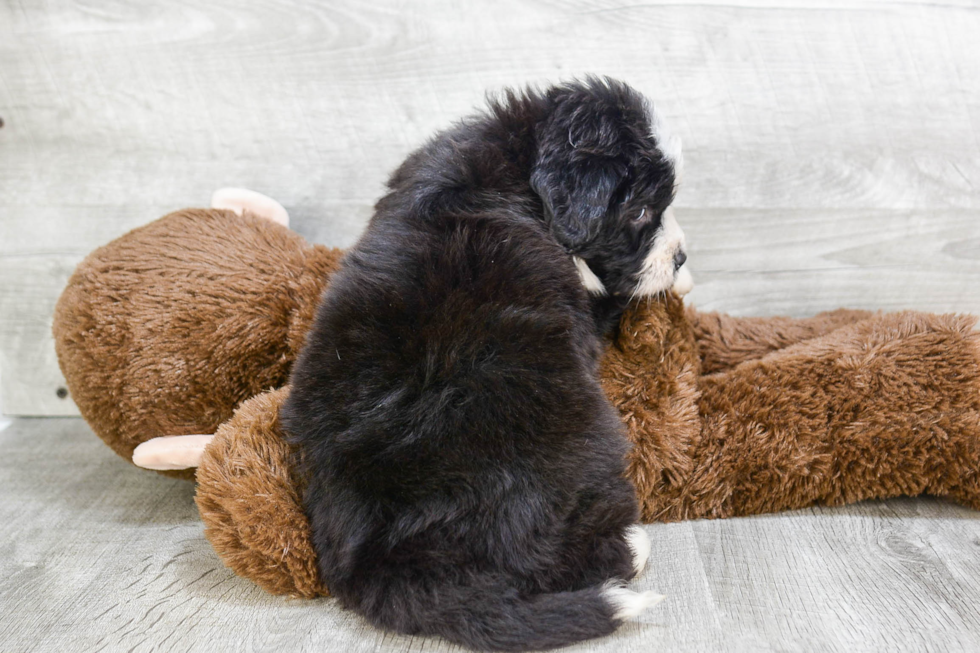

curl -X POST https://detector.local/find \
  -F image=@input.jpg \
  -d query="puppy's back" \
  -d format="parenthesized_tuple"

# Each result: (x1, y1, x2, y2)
(282, 208, 643, 650)
(285, 210, 606, 471)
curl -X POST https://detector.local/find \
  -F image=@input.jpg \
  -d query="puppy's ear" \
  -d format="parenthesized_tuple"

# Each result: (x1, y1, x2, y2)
(531, 109, 628, 251)
(531, 158, 624, 251)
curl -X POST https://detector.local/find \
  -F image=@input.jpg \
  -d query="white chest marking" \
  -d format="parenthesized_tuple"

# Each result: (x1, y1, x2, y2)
(573, 256, 607, 295)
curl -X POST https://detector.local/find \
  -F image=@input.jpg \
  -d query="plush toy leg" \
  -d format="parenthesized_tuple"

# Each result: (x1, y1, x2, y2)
(123, 391, 326, 596)
(690, 307, 874, 374)
(673, 311, 980, 521)
(195, 387, 327, 598)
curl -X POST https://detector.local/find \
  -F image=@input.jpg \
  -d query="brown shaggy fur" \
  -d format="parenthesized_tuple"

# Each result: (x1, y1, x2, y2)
(691, 307, 874, 374)
(195, 386, 326, 598)
(53, 209, 980, 597)
(605, 295, 980, 522)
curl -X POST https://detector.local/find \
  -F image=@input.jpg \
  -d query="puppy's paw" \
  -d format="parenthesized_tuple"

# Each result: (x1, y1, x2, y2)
(625, 524, 651, 576)
(601, 580, 665, 620)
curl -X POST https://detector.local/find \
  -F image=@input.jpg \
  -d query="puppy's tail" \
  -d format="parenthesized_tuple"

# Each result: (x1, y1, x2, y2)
(354, 573, 663, 651)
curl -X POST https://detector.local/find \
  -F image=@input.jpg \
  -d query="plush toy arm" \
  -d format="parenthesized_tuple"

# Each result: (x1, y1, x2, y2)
(689, 307, 874, 374)
(132, 435, 214, 470)
(131, 389, 327, 598)
(657, 310, 980, 522)
(194, 387, 327, 598)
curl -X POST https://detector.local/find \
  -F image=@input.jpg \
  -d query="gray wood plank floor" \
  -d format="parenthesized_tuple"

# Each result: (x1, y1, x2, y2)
(4, 416, 980, 653)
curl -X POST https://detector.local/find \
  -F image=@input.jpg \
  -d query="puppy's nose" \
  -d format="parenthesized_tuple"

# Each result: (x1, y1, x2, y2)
(673, 250, 687, 272)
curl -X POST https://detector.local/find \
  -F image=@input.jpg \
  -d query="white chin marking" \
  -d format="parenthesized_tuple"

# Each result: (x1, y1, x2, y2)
(573, 256, 607, 296)
(625, 525, 651, 576)
(601, 580, 665, 621)
(635, 207, 686, 298)
(671, 264, 694, 296)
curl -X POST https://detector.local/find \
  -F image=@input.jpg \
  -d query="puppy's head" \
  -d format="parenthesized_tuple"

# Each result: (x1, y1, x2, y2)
(530, 77, 685, 300)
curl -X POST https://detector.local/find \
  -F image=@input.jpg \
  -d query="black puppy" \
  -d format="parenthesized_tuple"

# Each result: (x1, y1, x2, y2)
(282, 77, 686, 651)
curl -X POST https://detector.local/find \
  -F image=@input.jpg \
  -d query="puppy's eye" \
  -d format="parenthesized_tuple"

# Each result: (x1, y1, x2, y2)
(633, 207, 651, 224)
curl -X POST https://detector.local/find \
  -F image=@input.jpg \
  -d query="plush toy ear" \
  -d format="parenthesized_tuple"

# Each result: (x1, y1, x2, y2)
(132, 435, 215, 470)
(211, 188, 290, 228)
(531, 157, 625, 251)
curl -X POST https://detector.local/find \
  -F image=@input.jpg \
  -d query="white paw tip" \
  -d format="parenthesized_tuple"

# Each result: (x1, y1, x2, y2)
(602, 582, 665, 620)
(625, 524, 651, 576)
(210, 187, 289, 228)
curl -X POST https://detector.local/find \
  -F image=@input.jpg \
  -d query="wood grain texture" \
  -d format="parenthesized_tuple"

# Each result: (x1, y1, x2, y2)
(5, 417, 980, 652)
(0, 257, 82, 416)
(0, 2, 978, 406)
(685, 208, 980, 315)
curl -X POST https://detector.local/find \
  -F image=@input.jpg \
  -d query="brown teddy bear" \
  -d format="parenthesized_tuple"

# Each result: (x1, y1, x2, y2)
(52, 191, 980, 599)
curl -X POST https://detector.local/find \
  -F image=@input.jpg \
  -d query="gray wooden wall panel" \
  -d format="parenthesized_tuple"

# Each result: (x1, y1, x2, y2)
(1, 0, 978, 414)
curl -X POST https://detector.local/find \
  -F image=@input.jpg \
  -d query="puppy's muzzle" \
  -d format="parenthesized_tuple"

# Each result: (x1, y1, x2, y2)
(673, 250, 687, 272)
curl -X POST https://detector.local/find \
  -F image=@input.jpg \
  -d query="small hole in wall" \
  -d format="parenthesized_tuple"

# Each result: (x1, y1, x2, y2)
(0, 116, 4, 128)
(56, 387, 68, 399)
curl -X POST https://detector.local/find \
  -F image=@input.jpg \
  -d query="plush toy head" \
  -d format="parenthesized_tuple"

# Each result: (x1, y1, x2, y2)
(52, 207, 344, 479)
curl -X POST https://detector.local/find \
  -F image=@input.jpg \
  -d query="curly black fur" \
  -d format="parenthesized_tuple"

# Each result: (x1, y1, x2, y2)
(282, 77, 679, 651)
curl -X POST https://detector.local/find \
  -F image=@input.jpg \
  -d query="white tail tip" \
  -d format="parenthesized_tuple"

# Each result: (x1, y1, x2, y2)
(210, 188, 289, 228)
(601, 582, 665, 620)
(625, 525, 652, 576)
